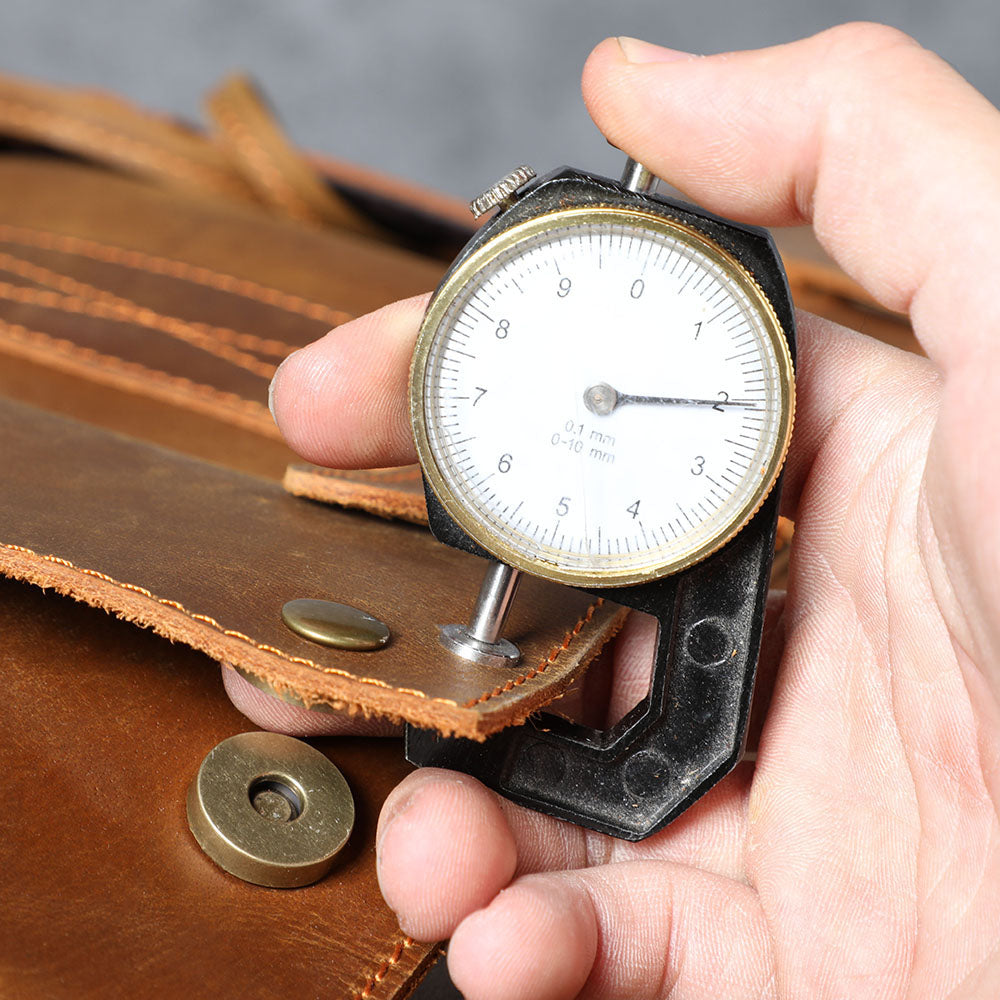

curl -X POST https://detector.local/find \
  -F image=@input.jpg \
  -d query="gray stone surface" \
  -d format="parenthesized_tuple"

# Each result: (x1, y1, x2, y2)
(0, 0, 996, 198)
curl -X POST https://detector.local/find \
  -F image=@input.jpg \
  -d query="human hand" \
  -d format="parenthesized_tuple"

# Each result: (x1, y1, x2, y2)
(229, 23, 1000, 998)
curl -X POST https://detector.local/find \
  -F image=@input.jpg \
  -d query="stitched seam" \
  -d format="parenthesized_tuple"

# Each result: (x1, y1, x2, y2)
(184, 318, 294, 360)
(352, 936, 416, 1000)
(0, 542, 460, 705)
(0, 96, 246, 197)
(0, 224, 351, 326)
(2, 540, 610, 710)
(462, 598, 605, 708)
(0, 279, 279, 379)
(213, 101, 317, 223)
(0, 250, 298, 358)
(0, 318, 268, 417)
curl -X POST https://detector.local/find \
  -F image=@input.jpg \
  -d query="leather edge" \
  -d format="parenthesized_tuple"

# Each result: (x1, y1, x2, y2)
(0, 540, 627, 740)
(283, 463, 429, 525)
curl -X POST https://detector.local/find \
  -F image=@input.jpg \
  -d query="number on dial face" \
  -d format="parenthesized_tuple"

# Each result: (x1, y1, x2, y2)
(417, 210, 792, 585)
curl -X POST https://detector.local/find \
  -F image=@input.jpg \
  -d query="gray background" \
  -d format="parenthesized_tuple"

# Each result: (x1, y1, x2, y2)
(1, 0, 997, 201)
(1, 3, 991, 997)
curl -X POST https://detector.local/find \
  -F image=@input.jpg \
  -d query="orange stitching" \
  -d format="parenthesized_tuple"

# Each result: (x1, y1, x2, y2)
(0, 541, 458, 706)
(0, 251, 297, 358)
(462, 599, 604, 708)
(0, 318, 269, 418)
(213, 101, 317, 223)
(0, 224, 352, 327)
(1, 540, 610, 711)
(0, 279, 279, 379)
(353, 937, 416, 1000)
(0, 96, 247, 198)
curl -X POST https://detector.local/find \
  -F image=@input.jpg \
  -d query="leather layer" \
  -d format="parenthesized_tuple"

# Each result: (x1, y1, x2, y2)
(0, 154, 444, 443)
(284, 463, 429, 525)
(1, 397, 627, 738)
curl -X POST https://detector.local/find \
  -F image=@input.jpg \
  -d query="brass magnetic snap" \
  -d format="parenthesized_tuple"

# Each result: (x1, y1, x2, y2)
(281, 598, 391, 650)
(186, 732, 354, 888)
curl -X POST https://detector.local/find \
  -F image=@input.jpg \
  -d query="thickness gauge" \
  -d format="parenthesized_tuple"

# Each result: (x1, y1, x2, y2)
(405, 160, 795, 840)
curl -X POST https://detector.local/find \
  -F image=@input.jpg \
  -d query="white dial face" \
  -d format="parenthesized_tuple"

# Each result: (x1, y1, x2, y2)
(414, 207, 793, 586)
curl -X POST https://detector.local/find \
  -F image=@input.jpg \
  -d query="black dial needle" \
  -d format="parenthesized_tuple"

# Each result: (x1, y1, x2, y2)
(583, 382, 759, 416)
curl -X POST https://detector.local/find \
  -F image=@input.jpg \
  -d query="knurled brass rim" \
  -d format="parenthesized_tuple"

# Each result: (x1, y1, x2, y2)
(186, 731, 354, 888)
(410, 205, 795, 588)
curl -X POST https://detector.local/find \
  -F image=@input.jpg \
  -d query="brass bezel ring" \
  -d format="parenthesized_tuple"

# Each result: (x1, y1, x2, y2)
(410, 205, 795, 588)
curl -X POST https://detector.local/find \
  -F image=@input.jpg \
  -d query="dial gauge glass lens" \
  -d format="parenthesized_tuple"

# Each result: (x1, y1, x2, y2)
(414, 207, 793, 586)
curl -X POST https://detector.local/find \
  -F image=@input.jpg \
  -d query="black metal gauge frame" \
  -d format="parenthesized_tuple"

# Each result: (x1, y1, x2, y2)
(405, 168, 796, 841)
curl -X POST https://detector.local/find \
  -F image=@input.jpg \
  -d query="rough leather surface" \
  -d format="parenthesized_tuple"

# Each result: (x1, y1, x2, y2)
(0, 576, 440, 1000)
(284, 463, 429, 525)
(0, 398, 626, 738)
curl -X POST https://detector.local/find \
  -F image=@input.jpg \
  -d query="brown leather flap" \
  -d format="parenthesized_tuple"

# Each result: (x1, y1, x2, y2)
(1, 398, 626, 739)
(0, 155, 444, 445)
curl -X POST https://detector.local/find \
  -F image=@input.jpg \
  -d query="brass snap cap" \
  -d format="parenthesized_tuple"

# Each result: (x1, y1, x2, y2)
(186, 732, 354, 888)
(281, 598, 391, 651)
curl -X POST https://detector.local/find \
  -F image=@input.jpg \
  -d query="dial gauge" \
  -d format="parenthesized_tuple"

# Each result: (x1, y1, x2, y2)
(411, 206, 794, 587)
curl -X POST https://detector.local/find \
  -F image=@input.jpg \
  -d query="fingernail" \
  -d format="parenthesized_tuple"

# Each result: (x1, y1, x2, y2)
(376, 774, 456, 867)
(617, 37, 694, 64)
(268, 349, 299, 425)
(376, 786, 421, 863)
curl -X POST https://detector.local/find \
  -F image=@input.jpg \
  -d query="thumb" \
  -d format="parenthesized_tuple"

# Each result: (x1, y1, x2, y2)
(581, 24, 1000, 371)
(446, 860, 771, 1000)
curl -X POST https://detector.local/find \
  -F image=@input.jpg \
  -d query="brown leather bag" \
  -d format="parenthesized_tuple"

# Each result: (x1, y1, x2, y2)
(0, 71, 917, 999)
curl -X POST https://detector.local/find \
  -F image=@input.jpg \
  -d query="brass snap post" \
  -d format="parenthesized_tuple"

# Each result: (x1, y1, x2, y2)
(187, 731, 354, 888)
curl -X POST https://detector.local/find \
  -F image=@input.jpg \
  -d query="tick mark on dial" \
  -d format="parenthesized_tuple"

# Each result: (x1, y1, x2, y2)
(467, 302, 493, 323)
(710, 302, 740, 324)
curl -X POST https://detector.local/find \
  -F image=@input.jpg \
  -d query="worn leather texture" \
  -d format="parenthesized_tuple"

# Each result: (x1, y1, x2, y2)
(0, 155, 443, 443)
(0, 575, 439, 1000)
(0, 72, 479, 1000)
(0, 397, 627, 738)
(0, 69, 471, 250)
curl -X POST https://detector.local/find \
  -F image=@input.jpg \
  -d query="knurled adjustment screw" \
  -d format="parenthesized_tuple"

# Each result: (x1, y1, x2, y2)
(469, 165, 536, 219)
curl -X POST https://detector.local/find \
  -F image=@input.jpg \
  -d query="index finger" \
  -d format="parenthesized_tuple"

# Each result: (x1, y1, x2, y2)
(269, 293, 428, 469)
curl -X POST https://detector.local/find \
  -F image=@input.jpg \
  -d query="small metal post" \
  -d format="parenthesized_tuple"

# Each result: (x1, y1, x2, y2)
(620, 157, 658, 195)
(439, 560, 522, 668)
(468, 561, 521, 644)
